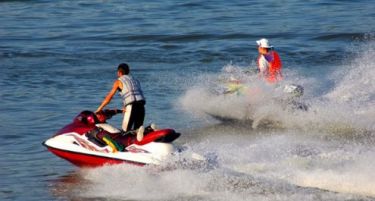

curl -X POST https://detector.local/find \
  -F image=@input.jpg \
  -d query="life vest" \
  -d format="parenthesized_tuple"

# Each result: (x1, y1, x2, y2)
(118, 75, 145, 106)
(257, 50, 282, 83)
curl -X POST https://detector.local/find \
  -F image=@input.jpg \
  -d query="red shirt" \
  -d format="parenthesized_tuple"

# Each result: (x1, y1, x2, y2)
(257, 50, 283, 83)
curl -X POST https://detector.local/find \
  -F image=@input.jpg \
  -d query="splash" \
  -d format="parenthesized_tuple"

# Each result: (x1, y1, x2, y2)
(322, 36, 375, 130)
(179, 40, 375, 133)
(178, 64, 288, 128)
(223, 132, 375, 198)
(66, 132, 375, 200)
(325, 36, 375, 105)
(295, 36, 375, 133)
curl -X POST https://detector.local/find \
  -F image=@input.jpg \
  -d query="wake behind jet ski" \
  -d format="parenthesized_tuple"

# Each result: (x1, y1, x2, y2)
(43, 109, 184, 167)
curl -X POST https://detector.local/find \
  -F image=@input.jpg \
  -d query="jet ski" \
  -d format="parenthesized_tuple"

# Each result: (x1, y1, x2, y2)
(43, 109, 183, 167)
(214, 67, 308, 111)
(204, 78, 308, 126)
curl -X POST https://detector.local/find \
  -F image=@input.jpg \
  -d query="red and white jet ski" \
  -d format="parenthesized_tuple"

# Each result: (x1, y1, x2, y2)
(43, 109, 182, 167)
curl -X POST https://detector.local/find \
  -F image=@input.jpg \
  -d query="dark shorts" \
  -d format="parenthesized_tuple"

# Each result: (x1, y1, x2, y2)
(123, 101, 145, 131)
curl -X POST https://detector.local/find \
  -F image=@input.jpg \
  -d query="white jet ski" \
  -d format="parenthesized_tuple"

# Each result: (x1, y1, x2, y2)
(43, 109, 189, 167)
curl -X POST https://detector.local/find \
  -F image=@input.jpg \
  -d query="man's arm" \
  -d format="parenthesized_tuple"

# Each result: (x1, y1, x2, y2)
(95, 80, 120, 113)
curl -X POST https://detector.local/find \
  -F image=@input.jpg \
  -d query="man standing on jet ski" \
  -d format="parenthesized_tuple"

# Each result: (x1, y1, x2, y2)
(96, 63, 146, 132)
(256, 38, 283, 83)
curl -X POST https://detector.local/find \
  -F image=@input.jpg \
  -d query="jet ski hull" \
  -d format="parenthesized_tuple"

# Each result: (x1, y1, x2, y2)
(43, 142, 145, 167)
(43, 132, 178, 167)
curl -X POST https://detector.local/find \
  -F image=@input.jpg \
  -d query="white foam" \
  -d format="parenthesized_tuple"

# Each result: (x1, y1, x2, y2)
(72, 131, 375, 200)
(288, 145, 375, 197)
(77, 163, 211, 199)
(215, 132, 375, 198)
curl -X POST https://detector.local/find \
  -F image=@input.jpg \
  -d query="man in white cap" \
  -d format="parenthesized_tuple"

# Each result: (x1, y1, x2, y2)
(256, 38, 283, 83)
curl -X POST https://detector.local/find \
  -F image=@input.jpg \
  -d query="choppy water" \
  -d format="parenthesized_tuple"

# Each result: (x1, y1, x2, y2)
(1, 0, 375, 200)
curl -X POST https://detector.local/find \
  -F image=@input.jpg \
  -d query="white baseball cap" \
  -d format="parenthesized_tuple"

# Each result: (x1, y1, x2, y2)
(256, 38, 273, 48)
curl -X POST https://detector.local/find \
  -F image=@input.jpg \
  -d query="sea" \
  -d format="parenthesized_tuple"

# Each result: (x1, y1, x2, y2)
(1, 0, 375, 200)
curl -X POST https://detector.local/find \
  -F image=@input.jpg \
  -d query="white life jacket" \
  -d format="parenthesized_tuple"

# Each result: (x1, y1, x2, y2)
(118, 75, 145, 106)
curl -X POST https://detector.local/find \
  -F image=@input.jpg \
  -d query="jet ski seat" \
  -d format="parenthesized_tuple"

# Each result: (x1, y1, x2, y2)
(95, 123, 121, 134)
